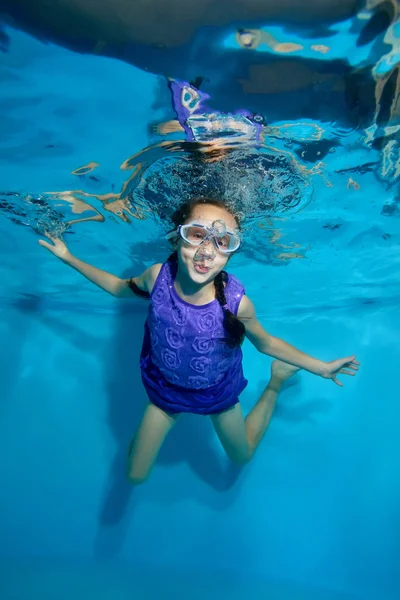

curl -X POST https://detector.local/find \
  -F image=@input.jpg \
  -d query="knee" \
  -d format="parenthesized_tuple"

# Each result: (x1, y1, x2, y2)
(229, 448, 253, 466)
(126, 468, 149, 486)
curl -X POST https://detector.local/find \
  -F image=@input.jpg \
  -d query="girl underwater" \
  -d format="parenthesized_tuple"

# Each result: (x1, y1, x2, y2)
(38, 196, 359, 484)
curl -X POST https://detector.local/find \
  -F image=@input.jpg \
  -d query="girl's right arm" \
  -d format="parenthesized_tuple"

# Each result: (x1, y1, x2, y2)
(38, 234, 161, 298)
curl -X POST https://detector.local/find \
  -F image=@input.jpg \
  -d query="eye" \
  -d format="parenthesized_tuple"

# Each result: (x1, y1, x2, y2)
(217, 236, 229, 248)
(186, 226, 206, 242)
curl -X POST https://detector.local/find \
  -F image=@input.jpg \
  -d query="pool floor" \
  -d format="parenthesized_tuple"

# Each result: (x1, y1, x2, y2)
(0, 559, 365, 600)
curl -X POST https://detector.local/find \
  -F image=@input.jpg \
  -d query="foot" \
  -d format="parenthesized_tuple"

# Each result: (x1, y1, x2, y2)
(271, 359, 300, 382)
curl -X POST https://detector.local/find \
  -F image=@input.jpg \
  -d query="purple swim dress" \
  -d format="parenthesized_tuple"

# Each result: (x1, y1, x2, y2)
(140, 259, 248, 415)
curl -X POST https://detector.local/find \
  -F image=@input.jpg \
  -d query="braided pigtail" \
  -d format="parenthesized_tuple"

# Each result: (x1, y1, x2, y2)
(167, 251, 178, 263)
(214, 271, 245, 348)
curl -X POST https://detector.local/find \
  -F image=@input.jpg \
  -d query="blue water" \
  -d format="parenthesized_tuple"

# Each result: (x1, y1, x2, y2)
(0, 3, 400, 599)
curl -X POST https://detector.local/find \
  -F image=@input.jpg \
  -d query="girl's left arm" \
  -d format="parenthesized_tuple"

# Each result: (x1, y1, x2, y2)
(237, 295, 359, 386)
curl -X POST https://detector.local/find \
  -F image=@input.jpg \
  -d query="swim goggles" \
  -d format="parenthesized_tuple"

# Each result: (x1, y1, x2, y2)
(166, 219, 241, 253)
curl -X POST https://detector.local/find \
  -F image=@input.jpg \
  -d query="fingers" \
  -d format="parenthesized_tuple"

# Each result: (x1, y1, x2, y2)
(344, 364, 359, 372)
(38, 240, 54, 250)
(339, 358, 360, 370)
(341, 356, 359, 365)
(331, 355, 360, 386)
(40, 233, 58, 245)
(38, 231, 65, 249)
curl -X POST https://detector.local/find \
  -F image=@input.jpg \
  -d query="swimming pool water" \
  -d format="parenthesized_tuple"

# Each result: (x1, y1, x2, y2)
(0, 4, 399, 599)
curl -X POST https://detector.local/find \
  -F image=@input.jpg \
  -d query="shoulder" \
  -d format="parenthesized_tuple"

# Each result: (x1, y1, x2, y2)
(224, 271, 245, 291)
(143, 263, 163, 294)
(131, 262, 163, 294)
(237, 294, 256, 321)
(126, 263, 163, 298)
(222, 271, 246, 315)
(224, 270, 242, 283)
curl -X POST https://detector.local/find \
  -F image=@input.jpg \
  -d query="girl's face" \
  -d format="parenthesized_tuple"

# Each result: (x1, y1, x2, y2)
(176, 203, 239, 286)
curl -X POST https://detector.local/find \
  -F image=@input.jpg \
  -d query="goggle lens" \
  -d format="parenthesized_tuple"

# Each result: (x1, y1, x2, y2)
(180, 223, 240, 253)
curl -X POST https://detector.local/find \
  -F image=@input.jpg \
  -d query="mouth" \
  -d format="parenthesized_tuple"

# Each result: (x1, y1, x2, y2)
(194, 262, 211, 274)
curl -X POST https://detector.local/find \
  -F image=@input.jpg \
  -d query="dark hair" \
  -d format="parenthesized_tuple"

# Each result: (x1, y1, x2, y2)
(167, 197, 245, 348)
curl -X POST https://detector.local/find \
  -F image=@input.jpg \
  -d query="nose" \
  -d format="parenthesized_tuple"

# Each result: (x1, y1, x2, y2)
(195, 239, 216, 259)
(201, 238, 216, 251)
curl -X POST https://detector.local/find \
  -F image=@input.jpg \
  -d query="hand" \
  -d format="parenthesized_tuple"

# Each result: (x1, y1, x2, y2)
(320, 356, 360, 387)
(38, 233, 71, 261)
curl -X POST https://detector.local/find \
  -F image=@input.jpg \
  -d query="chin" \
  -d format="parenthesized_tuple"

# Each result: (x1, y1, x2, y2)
(180, 253, 225, 282)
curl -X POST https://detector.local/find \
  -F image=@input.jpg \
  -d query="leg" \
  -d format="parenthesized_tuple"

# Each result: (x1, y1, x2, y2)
(127, 402, 179, 485)
(211, 360, 299, 465)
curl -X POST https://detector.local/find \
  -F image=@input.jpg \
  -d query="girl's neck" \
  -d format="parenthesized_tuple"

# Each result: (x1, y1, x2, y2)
(174, 270, 215, 306)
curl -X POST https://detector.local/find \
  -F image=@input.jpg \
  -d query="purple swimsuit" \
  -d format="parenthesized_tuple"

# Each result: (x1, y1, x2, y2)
(140, 260, 248, 415)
